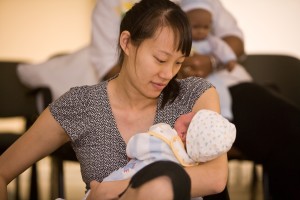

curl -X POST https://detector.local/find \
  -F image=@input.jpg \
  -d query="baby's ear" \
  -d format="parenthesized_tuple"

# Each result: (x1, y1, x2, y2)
(179, 131, 187, 143)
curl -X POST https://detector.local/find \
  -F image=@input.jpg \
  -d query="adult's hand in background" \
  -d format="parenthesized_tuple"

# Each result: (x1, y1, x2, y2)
(179, 53, 213, 78)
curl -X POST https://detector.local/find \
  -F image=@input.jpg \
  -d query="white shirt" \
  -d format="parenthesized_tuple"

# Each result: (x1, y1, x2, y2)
(17, 0, 247, 101)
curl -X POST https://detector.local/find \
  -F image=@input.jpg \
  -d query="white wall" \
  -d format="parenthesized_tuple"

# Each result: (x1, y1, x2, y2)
(0, 0, 300, 63)
(221, 0, 300, 58)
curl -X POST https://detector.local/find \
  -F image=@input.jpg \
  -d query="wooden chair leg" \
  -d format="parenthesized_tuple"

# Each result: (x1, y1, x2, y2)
(29, 163, 39, 200)
(15, 177, 20, 200)
(262, 168, 270, 200)
(51, 157, 65, 199)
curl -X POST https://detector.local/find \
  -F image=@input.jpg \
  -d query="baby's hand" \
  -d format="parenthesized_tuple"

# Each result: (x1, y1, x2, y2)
(174, 112, 195, 143)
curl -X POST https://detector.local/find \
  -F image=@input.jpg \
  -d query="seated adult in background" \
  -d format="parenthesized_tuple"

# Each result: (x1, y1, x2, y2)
(180, 0, 252, 119)
(179, 0, 300, 199)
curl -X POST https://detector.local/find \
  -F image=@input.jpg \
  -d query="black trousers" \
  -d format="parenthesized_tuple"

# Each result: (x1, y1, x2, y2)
(229, 82, 300, 200)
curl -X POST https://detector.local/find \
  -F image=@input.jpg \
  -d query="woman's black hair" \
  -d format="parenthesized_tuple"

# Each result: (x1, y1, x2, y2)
(119, 160, 191, 200)
(118, 0, 192, 108)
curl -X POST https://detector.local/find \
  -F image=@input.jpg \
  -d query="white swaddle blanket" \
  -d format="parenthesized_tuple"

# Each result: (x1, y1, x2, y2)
(104, 110, 236, 181)
(81, 109, 236, 200)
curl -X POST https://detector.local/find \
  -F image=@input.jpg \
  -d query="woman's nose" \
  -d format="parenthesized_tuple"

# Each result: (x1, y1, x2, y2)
(159, 65, 174, 80)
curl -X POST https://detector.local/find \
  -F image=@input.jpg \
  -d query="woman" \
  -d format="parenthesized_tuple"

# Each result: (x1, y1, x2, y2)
(0, 0, 228, 199)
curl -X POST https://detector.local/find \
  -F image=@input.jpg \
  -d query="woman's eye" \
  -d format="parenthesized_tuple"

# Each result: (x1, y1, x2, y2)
(156, 57, 166, 63)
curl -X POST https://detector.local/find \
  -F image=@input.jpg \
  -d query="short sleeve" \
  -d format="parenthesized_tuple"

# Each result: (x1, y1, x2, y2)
(177, 77, 214, 107)
(49, 86, 92, 142)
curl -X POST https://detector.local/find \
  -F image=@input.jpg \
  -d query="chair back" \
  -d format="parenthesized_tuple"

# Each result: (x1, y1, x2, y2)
(243, 54, 300, 109)
(0, 62, 52, 127)
(0, 61, 53, 199)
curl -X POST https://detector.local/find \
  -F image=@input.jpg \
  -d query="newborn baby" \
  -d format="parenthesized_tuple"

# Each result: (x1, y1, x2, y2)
(104, 109, 236, 180)
(82, 109, 236, 200)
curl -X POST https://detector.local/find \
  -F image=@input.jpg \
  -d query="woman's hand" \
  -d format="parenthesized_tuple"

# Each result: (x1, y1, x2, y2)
(87, 180, 129, 200)
(179, 53, 213, 78)
(87, 181, 116, 200)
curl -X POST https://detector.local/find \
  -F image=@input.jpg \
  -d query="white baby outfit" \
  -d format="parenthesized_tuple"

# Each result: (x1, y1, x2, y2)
(104, 109, 236, 180)
(181, 0, 253, 120)
(82, 110, 236, 199)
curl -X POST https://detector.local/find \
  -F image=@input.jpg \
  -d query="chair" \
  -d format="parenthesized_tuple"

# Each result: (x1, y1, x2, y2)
(0, 61, 78, 199)
(231, 54, 300, 200)
(243, 54, 300, 109)
(0, 134, 21, 199)
(0, 61, 51, 199)
(50, 142, 78, 199)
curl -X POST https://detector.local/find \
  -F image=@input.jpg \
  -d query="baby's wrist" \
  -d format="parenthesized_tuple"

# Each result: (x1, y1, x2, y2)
(209, 55, 219, 71)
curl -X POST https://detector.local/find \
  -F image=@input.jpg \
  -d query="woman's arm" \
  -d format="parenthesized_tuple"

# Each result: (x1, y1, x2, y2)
(0, 107, 70, 200)
(187, 87, 228, 197)
(186, 154, 228, 197)
(87, 179, 130, 200)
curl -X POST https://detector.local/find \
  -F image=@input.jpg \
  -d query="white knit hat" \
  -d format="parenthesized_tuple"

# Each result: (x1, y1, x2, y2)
(180, 0, 213, 13)
(186, 109, 236, 162)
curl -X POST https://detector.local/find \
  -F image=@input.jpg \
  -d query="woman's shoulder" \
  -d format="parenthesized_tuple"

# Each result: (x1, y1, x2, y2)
(50, 81, 107, 112)
(62, 81, 106, 101)
(178, 76, 213, 92)
(165, 77, 214, 109)
(69, 81, 106, 96)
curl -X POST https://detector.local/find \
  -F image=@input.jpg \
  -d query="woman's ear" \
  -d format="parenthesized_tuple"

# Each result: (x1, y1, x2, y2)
(120, 31, 131, 56)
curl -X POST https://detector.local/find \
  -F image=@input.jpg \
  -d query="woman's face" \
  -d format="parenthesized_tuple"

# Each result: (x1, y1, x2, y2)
(123, 27, 185, 99)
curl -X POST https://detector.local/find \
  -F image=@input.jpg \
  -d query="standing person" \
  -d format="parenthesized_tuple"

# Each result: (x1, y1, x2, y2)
(0, 0, 228, 200)
(180, 0, 300, 199)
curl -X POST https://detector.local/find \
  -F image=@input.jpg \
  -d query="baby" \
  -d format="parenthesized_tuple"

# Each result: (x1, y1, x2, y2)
(181, 0, 237, 71)
(82, 109, 236, 200)
(180, 0, 253, 120)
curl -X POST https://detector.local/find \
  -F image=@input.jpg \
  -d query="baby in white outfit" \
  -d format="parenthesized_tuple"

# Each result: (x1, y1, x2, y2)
(82, 109, 236, 200)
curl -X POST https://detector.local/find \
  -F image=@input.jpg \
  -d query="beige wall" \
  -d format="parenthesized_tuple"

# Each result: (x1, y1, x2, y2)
(0, 0, 96, 63)
(222, 0, 300, 58)
(0, 0, 299, 63)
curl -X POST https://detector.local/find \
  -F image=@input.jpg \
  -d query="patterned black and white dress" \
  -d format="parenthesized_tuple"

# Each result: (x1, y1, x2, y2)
(49, 76, 213, 190)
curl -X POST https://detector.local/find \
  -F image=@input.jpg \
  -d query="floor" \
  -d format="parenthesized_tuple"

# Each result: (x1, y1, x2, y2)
(6, 159, 264, 200)
(2, 118, 264, 200)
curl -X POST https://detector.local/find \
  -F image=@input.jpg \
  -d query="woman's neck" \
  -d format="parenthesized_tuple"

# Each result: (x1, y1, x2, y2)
(107, 74, 157, 110)
(107, 74, 158, 142)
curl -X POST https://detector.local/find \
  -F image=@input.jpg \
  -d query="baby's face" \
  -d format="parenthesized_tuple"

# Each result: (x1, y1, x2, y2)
(186, 8, 212, 41)
(174, 112, 196, 143)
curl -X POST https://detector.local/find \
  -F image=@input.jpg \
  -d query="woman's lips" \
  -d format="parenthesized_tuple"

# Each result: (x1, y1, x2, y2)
(152, 82, 167, 90)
